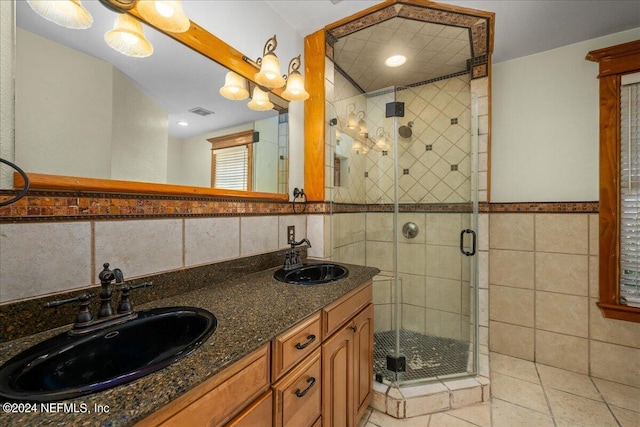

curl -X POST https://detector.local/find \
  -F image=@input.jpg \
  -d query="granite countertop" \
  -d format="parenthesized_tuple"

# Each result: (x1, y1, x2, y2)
(0, 262, 379, 427)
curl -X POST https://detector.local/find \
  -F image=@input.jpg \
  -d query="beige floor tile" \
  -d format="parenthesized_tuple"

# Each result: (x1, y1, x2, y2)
(490, 399, 554, 427)
(545, 388, 618, 427)
(490, 352, 539, 383)
(368, 410, 430, 427)
(610, 405, 640, 427)
(490, 372, 549, 414)
(536, 363, 603, 401)
(428, 412, 477, 426)
(593, 378, 640, 412)
(444, 403, 491, 427)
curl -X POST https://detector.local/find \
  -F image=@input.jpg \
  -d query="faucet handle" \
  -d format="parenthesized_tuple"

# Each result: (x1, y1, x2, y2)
(44, 293, 94, 325)
(113, 268, 124, 284)
(117, 282, 152, 314)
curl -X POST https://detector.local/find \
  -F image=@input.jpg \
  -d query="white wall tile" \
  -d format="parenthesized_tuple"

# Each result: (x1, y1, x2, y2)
(184, 217, 239, 267)
(95, 219, 182, 280)
(0, 222, 91, 302)
(240, 216, 279, 256)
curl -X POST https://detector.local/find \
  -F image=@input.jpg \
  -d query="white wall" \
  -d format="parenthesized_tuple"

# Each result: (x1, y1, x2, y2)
(111, 69, 169, 183)
(15, 28, 113, 179)
(491, 28, 640, 203)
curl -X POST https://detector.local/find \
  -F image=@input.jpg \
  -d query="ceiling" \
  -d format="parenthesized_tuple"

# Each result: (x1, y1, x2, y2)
(333, 18, 471, 92)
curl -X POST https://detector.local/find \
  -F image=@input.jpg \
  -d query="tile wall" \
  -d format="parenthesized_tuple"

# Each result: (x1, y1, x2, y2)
(0, 214, 307, 303)
(489, 212, 640, 388)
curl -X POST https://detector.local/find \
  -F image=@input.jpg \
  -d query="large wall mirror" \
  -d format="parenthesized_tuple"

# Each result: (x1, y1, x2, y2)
(14, 0, 289, 198)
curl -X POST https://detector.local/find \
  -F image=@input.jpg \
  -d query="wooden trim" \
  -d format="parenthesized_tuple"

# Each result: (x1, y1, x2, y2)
(247, 143, 254, 192)
(15, 172, 288, 201)
(208, 130, 255, 150)
(304, 29, 327, 202)
(588, 39, 640, 322)
(127, 9, 286, 100)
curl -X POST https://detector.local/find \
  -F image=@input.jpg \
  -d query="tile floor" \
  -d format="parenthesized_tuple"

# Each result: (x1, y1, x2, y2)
(359, 352, 640, 427)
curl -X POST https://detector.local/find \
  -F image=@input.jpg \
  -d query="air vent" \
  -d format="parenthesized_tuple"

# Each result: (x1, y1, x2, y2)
(188, 107, 214, 116)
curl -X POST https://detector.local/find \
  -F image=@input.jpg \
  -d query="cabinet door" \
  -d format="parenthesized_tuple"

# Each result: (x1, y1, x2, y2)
(226, 390, 273, 427)
(322, 322, 354, 427)
(353, 304, 374, 423)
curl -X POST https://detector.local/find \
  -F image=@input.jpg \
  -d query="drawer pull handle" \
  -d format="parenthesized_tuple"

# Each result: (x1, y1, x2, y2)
(295, 334, 316, 350)
(295, 377, 316, 398)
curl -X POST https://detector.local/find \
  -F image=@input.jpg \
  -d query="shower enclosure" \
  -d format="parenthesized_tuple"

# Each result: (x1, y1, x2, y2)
(329, 77, 479, 387)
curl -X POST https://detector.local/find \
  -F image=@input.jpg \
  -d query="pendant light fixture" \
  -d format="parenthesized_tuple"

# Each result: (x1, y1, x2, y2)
(136, 0, 190, 33)
(373, 127, 391, 151)
(248, 87, 274, 111)
(26, 0, 93, 29)
(346, 104, 357, 129)
(281, 56, 309, 101)
(219, 71, 249, 101)
(254, 35, 286, 89)
(105, 13, 153, 58)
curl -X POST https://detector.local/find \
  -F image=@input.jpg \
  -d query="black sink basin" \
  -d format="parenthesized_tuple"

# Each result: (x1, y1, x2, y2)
(274, 263, 349, 285)
(0, 306, 217, 401)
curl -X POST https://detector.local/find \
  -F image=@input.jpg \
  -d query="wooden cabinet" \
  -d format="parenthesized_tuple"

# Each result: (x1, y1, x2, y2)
(138, 280, 373, 427)
(322, 303, 373, 427)
(273, 347, 322, 427)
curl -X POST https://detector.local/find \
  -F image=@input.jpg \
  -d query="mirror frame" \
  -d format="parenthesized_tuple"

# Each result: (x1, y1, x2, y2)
(303, 0, 494, 202)
(15, 4, 289, 202)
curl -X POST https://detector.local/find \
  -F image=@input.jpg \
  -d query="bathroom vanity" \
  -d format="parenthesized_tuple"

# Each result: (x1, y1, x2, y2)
(0, 262, 379, 427)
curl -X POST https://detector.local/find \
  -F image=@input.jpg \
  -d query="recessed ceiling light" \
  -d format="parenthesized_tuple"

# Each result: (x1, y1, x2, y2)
(385, 55, 407, 67)
(177, 121, 189, 126)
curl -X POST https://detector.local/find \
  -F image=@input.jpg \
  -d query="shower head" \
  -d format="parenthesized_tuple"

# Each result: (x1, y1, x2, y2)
(398, 121, 414, 138)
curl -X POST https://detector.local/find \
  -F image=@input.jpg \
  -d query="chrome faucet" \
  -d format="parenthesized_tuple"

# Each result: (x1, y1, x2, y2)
(45, 262, 152, 335)
(285, 238, 312, 270)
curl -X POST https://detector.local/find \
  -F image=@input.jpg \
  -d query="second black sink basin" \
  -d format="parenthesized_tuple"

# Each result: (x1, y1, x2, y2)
(0, 306, 217, 401)
(274, 263, 349, 285)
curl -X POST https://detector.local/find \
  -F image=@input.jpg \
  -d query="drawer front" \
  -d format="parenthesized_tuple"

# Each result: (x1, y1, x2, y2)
(155, 346, 270, 427)
(323, 281, 372, 337)
(272, 312, 321, 380)
(273, 347, 322, 427)
(226, 390, 273, 427)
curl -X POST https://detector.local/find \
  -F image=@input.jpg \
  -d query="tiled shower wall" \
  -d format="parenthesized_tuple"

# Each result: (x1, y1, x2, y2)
(0, 214, 307, 303)
(489, 212, 640, 388)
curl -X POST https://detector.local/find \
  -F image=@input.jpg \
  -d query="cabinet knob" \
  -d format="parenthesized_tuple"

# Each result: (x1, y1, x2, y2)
(349, 325, 358, 333)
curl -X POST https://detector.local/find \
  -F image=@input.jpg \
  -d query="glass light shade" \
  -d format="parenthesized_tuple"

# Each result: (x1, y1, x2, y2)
(105, 14, 153, 58)
(346, 111, 357, 129)
(248, 87, 274, 111)
(27, 0, 93, 29)
(136, 0, 190, 33)
(254, 53, 285, 89)
(281, 71, 309, 101)
(374, 134, 390, 151)
(219, 71, 249, 100)
(358, 118, 367, 135)
(352, 140, 363, 152)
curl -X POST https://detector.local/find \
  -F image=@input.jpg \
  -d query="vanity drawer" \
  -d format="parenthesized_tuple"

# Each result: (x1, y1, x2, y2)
(272, 312, 321, 380)
(322, 281, 372, 337)
(273, 347, 321, 427)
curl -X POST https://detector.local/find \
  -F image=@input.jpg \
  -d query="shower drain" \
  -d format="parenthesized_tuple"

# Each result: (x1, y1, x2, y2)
(373, 329, 469, 383)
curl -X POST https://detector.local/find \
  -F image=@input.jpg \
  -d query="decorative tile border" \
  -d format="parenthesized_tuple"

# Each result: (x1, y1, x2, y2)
(0, 190, 299, 222)
(488, 201, 599, 213)
(0, 192, 600, 222)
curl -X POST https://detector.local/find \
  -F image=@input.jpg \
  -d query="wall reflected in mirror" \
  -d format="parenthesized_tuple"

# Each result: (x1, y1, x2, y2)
(14, 0, 288, 194)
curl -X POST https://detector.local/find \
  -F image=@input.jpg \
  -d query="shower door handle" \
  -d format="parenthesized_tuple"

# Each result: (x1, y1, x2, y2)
(460, 229, 476, 256)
